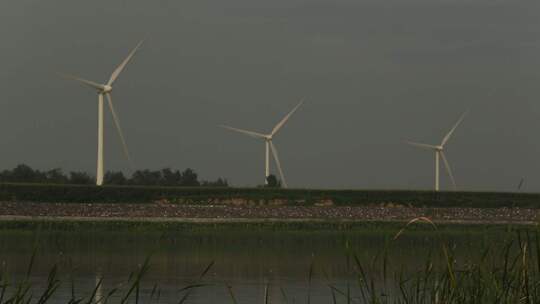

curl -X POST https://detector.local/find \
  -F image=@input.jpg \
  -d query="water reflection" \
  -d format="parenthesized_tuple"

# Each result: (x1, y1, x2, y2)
(0, 226, 518, 303)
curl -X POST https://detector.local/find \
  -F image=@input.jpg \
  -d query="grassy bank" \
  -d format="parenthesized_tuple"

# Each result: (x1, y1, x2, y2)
(0, 183, 539, 208)
(0, 216, 533, 233)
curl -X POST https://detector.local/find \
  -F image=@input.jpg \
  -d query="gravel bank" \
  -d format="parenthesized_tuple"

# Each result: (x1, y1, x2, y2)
(0, 202, 538, 224)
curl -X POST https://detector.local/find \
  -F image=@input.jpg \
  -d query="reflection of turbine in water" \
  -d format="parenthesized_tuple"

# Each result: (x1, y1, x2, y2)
(269, 279, 282, 303)
(261, 273, 282, 303)
(95, 274, 103, 302)
(264, 281, 269, 303)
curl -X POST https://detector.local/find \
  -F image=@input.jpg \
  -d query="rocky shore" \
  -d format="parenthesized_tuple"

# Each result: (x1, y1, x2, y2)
(0, 201, 537, 225)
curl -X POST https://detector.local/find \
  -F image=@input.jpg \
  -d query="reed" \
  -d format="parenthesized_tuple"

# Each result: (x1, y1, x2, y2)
(1, 222, 539, 303)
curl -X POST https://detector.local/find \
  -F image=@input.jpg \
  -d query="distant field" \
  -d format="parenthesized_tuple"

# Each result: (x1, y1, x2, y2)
(0, 183, 538, 208)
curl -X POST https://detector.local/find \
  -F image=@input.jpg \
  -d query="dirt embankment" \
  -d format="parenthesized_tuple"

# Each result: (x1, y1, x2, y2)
(0, 201, 537, 225)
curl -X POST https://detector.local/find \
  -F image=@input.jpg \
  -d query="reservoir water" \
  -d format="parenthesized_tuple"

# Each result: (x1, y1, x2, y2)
(0, 225, 519, 303)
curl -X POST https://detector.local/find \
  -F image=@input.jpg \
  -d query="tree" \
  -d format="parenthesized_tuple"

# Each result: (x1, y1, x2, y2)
(265, 174, 281, 188)
(130, 170, 162, 185)
(104, 171, 127, 185)
(0, 164, 230, 187)
(45, 168, 68, 184)
(161, 168, 182, 186)
(201, 178, 229, 187)
(10, 164, 43, 183)
(180, 168, 199, 186)
(69, 171, 94, 184)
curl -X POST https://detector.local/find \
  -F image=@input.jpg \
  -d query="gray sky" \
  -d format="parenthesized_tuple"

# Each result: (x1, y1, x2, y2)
(1, 0, 540, 191)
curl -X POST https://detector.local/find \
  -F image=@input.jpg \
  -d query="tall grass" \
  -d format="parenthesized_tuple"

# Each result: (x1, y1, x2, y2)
(1, 222, 540, 303)
(340, 218, 540, 303)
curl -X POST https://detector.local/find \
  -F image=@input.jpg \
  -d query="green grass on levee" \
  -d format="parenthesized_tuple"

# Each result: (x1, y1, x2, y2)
(0, 182, 538, 208)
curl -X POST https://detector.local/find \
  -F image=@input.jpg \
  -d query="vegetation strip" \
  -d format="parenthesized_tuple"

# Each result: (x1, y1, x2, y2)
(1, 182, 540, 208)
(0, 216, 535, 233)
(0, 215, 536, 225)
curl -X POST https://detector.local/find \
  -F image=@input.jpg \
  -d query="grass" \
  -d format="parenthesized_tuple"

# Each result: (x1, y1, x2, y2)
(1, 221, 540, 303)
(1, 182, 540, 208)
(0, 217, 532, 234)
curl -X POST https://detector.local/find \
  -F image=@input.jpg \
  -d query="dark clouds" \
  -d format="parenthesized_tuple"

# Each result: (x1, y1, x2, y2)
(1, 0, 539, 191)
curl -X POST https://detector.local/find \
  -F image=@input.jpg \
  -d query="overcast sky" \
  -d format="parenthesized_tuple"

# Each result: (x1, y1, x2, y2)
(1, 0, 539, 191)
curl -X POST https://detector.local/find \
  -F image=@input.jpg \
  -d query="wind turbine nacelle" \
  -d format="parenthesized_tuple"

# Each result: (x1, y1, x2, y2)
(435, 146, 443, 151)
(102, 85, 113, 93)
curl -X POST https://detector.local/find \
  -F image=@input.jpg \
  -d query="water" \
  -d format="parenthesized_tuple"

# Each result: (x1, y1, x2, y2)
(0, 226, 518, 303)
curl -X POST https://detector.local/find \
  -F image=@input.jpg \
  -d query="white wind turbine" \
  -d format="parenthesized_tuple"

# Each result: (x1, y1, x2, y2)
(61, 40, 143, 186)
(220, 100, 304, 188)
(406, 111, 467, 192)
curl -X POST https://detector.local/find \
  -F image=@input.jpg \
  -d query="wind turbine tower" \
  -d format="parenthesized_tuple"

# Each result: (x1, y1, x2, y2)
(61, 40, 143, 186)
(220, 100, 304, 188)
(406, 111, 467, 191)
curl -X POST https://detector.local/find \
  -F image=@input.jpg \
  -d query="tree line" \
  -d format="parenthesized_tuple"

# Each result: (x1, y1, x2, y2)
(0, 164, 229, 187)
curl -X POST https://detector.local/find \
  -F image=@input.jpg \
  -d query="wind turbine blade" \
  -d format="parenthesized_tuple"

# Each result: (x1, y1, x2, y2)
(219, 125, 267, 139)
(405, 141, 437, 150)
(441, 111, 468, 146)
(107, 40, 144, 86)
(269, 141, 287, 188)
(440, 152, 456, 190)
(518, 178, 525, 191)
(105, 93, 133, 169)
(59, 73, 104, 91)
(271, 99, 304, 136)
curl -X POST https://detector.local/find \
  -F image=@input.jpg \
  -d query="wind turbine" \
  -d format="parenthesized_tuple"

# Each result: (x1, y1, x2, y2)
(220, 100, 304, 188)
(61, 40, 143, 186)
(406, 111, 467, 191)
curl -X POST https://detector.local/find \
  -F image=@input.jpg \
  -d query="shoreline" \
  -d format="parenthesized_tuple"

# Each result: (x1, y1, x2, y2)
(0, 201, 538, 220)
(0, 201, 537, 230)
(0, 215, 536, 233)
(0, 215, 537, 226)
